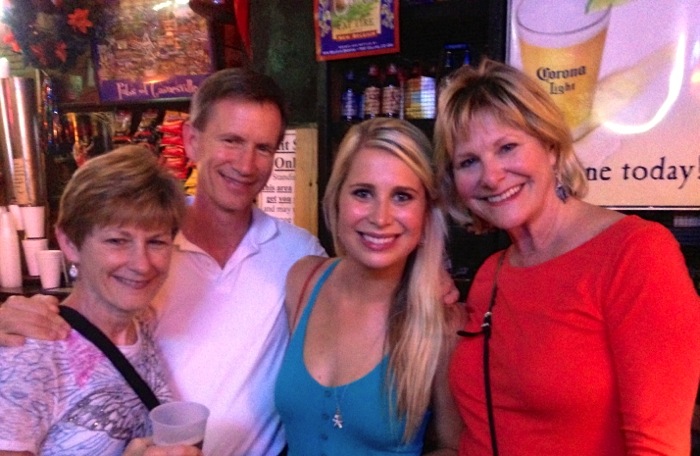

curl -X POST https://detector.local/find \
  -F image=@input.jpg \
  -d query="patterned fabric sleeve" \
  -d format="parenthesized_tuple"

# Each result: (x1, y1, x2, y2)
(0, 341, 58, 453)
(137, 308, 174, 405)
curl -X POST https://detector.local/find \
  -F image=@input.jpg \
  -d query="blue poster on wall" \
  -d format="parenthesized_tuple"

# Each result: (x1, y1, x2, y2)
(314, 0, 400, 61)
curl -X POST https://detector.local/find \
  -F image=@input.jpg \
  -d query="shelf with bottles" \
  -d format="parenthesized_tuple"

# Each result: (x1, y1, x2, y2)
(327, 0, 506, 128)
(328, 47, 470, 134)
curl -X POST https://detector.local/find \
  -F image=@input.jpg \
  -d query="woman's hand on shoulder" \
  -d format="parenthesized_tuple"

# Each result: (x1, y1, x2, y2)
(439, 267, 460, 307)
(0, 294, 69, 347)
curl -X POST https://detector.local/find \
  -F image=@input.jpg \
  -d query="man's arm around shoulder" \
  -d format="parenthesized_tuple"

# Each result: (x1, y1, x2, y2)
(0, 295, 69, 346)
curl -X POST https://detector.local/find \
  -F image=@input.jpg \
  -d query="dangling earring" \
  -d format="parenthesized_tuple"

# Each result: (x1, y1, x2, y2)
(68, 263, 79, 280)
(555, 176, 569, 203)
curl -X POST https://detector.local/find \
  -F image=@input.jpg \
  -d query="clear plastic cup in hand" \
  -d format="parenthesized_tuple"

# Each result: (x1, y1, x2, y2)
(149, 401, 209, 448)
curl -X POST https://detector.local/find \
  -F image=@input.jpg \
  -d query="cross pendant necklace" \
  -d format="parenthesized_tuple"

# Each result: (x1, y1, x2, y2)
(332, 406, 343, 429)
(332, 384, 349, 429)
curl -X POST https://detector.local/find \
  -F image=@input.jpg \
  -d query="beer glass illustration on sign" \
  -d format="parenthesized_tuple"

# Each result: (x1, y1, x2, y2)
(516, 0, 611, 139)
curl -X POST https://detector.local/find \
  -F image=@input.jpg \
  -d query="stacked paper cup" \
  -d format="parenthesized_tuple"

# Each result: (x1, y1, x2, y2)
(19, 205, 48, 278)
(0, 208, 21, 288)
(0, 204, 53, 289)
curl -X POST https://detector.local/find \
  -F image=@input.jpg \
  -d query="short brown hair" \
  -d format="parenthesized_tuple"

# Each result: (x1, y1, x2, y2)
(188, 67, 288, 143)
(57, 145, 186, 248)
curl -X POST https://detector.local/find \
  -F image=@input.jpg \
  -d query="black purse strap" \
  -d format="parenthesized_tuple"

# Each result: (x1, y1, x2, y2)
(482, 251, 504, 456)
(59, 306, 161, 411)
(457, 250, 505, 456)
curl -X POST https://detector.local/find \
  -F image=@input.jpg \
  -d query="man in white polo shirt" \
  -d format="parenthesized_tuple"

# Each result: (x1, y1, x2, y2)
(0, 68, 325, 456)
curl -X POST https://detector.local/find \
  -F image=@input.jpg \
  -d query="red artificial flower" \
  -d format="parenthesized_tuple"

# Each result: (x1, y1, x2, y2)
(2, 31, 22, 53)
(55, 41, 67, 62)
(30, 43, 49, 67)
(67, 8, 93, 34)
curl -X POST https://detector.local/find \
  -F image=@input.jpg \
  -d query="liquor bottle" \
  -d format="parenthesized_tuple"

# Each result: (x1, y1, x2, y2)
(381, 62, 402, 118)
(340, 69, 360, 123)
(437, 50, 456, 87)
(461, 45, 472, 67)
(438, 43, 471, 85)
(437, 43, 471, 104)
(404, 60, 435, 120)
(404, 61, 420, 119)
(362, 64, 382, 119)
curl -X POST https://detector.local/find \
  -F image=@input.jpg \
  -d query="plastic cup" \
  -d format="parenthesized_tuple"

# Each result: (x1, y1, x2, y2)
(20, 205, 45, 239)
(149, 401, 209, 448)
(36, 249, 63, 289)
(21, 238, 48, 276)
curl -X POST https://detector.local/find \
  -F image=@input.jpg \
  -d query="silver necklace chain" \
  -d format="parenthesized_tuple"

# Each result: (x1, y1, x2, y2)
(332, 384, 350, 429)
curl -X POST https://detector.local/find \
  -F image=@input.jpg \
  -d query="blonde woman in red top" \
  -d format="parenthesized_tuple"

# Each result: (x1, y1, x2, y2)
(434, 59, 700, 455)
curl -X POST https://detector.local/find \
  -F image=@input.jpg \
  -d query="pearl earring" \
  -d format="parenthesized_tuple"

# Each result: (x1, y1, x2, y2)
(68, 263, 79, 280)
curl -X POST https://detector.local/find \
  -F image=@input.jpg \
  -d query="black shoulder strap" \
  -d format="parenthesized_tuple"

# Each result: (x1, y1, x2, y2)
(59, 306, 161, 411)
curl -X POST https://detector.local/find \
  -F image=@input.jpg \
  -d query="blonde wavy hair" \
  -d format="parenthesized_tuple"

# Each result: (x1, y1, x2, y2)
(323, 117, 447, 442)
(434, 59, 588, 232)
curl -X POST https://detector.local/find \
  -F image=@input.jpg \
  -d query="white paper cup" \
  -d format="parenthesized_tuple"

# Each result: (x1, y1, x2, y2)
(149, 401, 209, 448)
(20, 205, 45, 239)
(21, 238, 48, 276)
(36, 249, 63, 289)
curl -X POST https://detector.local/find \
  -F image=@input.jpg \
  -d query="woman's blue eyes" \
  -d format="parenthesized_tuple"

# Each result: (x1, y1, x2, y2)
(104, 238, 171, 247)
(455, 143, 518, 169)
(352, 189, 371, 198)
(456, 157, 478, 169)
(351, 189, 414, 202)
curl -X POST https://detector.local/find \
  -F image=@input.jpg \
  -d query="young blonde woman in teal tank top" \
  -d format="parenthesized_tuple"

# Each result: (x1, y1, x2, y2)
(274, 118, 463, 455)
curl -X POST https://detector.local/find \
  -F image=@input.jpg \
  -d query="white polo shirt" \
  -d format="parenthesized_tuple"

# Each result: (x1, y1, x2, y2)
(153, 207, 325, 455)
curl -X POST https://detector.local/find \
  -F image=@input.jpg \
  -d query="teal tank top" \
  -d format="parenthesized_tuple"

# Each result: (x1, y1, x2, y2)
(274, 259, 429, 455)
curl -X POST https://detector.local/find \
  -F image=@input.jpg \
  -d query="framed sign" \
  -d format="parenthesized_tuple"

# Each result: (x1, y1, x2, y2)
(314, 0, 399, 61)
(257, 128, 319, 235)
(95, 0, 215, 102)
(508, 0, 700, 208)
